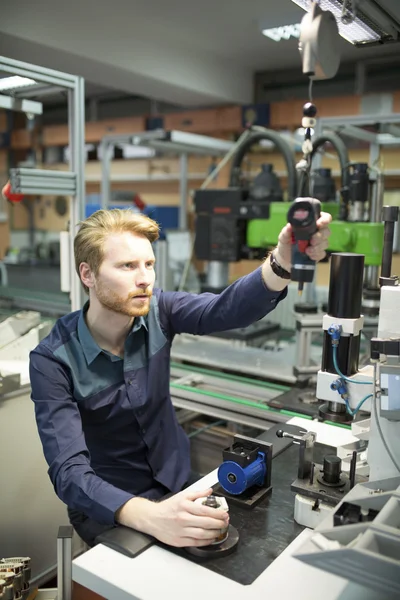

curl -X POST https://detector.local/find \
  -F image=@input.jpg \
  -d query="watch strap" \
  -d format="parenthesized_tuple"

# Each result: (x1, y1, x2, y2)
(269, 251, 291, 280)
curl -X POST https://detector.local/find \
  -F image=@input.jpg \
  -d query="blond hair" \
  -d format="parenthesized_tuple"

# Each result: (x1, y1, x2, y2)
(74, 209, 159, 294)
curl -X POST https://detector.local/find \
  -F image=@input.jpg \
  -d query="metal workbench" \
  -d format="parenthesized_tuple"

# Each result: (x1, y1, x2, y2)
(72, 418, 390, 600)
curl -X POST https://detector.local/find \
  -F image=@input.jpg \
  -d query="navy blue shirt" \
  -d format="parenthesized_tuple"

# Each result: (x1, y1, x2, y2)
(30, 267, 287, 525)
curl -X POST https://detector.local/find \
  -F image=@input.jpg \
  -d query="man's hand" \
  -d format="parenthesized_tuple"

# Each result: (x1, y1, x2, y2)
(275, 210, 332, 272)
(117, 488, 229, 548)
(261, 209, 332, 292)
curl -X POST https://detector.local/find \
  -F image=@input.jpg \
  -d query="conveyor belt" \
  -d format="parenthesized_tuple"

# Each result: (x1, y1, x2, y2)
(171, 334, 298, 384)
(170, 362, 313, 429)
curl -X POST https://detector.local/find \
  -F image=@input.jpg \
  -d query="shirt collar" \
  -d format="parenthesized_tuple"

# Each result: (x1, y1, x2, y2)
(78, 302, 148, 365)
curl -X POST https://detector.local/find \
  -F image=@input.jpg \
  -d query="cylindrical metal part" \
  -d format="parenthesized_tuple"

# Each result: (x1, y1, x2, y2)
(1, 559, 30, 583)
(328, 253, 365, 319)
(206, 261, 229, 290)
(349, 450, 357, 489)
(370, 173, 384, 224)
(348, 163, 369, 205)
(0, 563, 23, 593)
(364, 265, 379, 290)
(0, 578, 6, 600)
(381, 222, 395, 278)
(323, 455, 341, 484)
(195, 495, 229, 545)
(328, 402, 347, 415)
(381, 206, 399, 279)
(0, 572, 14, 600)
(349, 201, 365, 222)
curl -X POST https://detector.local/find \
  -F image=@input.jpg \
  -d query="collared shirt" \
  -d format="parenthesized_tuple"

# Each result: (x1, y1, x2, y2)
(29, 267, 287, 525)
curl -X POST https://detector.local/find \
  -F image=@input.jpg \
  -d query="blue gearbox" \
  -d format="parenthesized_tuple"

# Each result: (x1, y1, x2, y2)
(218, 452, 267, 495)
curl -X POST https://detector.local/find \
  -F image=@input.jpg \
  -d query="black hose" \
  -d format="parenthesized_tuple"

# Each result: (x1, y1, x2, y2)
(228, 130, 297, 200)
(310, 131, 350, 192)
(310, 131, 350, 218)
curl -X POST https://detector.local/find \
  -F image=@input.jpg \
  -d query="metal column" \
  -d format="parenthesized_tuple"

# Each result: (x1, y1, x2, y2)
(56, 526, 73, 600)
(179, 153, 188, 230)
(68, 76, 86, 311)
(100, 141, 113, 210)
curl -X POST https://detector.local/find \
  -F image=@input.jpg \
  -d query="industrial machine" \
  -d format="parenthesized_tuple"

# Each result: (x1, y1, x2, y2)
(292, 207, 400, 596)
(316, 205, 399, 426)
(193, 124, 384, 298)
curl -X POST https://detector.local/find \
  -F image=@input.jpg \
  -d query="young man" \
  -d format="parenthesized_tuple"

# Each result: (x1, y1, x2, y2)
(30, 207, 331, 549)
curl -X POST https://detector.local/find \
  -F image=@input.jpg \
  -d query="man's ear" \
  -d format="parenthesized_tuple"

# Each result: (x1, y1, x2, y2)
(79, 262, 95, 289)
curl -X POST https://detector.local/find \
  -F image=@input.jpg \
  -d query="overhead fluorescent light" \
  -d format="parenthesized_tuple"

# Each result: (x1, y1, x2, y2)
(291, 0, 381, 45)
(262, 23, 301, 42)
(0, 76, 37, 92)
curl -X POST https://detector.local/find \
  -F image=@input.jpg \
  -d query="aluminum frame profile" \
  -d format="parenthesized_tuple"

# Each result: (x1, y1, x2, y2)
(0, 55, 85, 312)
(0, 93, 42, 115)
(102, 129, 233, 155)
(10, 167, 76, 196)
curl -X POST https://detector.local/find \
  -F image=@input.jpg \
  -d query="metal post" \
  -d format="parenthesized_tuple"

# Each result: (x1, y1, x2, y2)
(155, 239, 174, 291)
(365, 170, 384, 290)
(101, 141, 113, 210)
(369, 142, 380, 174)
(206, 262, 229, 291)
(179, 153, 188, 230)
(57, 526, 73, 600)
(68, 76, 86, 311)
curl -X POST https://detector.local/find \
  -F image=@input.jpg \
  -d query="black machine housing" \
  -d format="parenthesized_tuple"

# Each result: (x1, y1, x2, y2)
(194, 186, 272, 262)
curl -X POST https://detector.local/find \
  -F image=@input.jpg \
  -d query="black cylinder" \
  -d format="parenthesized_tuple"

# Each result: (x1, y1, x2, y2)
(328, 253, 365, 319)
(322, 253, 364, 377)
(381, 222, 395, 278)
(322, 331, 361, 376)
(348, 163, 369, 204)
(323, 455, 341, 484)
(311, 168, 336, 203)
(381, 206, 399, 279)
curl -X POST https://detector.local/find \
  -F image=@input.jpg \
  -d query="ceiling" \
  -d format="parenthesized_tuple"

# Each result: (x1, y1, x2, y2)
(0, 0, 399, 107)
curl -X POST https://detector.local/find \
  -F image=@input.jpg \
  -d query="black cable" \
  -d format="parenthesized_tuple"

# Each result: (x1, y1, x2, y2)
(229, 130, 297, 200)
(310, 131, 350, 216)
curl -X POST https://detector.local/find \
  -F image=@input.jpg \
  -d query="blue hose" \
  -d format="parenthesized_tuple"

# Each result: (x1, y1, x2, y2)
(328, 324, 373, 417)
(332, 345, 373, 385)
(344, 394, 373, 416)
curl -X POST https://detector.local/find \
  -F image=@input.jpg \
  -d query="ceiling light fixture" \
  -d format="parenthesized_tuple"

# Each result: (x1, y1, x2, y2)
(0, 76, 37, 92)
(291, 0, 399, 46)
(262, 23, 301, 42)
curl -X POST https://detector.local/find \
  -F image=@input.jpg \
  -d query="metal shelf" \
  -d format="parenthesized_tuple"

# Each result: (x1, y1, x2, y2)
(85, 172, 209, 183)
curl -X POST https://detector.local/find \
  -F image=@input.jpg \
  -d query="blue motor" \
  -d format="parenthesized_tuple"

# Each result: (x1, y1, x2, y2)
(218, 451, 267, 495)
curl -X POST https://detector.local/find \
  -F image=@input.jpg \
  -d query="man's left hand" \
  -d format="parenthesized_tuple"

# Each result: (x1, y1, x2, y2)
(275, 210, 332, 272)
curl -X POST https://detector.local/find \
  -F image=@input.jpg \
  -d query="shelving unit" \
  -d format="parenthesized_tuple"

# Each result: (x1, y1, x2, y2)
(99, 129, 234, 229)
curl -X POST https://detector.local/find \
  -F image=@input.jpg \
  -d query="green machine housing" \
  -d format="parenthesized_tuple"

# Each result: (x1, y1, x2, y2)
(194, 189, 384, 267)
(247, 202, 384, 266)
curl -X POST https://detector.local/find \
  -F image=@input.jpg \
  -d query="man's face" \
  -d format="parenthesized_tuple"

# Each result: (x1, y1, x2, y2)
(92, 232, 156, 317)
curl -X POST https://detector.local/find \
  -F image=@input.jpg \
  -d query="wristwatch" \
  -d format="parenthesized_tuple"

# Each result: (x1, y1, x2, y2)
(269, 251, 291, 280)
